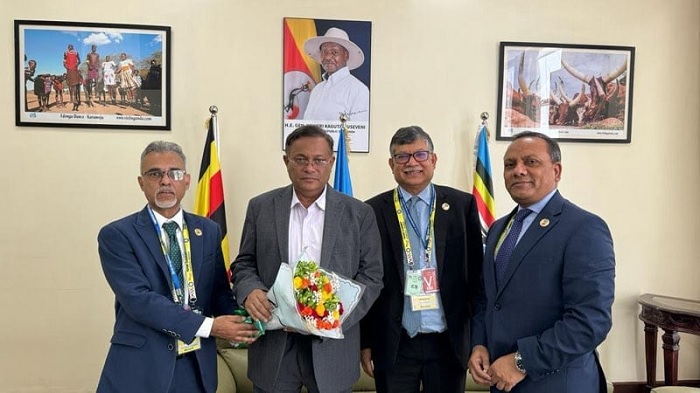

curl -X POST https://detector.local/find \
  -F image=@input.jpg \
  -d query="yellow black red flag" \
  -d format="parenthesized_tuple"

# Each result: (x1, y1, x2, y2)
(194, 116, 231, 273)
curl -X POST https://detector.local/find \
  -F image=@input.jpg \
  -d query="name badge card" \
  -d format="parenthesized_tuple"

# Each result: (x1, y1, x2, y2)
(405, 270, 423, 296)
(177, 337, 201, 355)
(421, 267, 439, 293)
(411, 293, 439, 311)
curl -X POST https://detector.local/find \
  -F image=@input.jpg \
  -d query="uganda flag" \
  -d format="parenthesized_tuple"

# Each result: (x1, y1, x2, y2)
(472, 124, 496, 239)
(194, 116, 231, 272)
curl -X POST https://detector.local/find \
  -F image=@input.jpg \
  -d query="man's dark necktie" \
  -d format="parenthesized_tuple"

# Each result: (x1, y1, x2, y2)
(162, 221, 183, 279)
(495, 209, 532, 288)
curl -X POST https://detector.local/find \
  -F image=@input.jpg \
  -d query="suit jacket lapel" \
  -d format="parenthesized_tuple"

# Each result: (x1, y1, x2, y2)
(320, 186, 341, 268)
(274, 186, 292, 264)
(433, 186, 448, 276)
(486, 213, 509, 295)
(135, 206, 170, 281)
(383, 190, 407, 282)
(498, 192, 563, 294)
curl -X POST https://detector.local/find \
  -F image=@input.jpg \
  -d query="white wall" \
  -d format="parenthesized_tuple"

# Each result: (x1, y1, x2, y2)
(1, 0, 699, 391)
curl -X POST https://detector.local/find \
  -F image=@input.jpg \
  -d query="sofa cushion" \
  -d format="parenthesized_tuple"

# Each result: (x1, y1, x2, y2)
(217, 343, 617, 393)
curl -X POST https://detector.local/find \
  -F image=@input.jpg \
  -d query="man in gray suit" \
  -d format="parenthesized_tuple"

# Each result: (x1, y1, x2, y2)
(231, 125, 384, 393)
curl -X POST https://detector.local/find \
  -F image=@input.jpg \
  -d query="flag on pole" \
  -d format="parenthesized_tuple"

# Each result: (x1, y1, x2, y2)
(194, 115, 232, 272)
(333, 126, 353, 196)
(472, 124, 496, 238)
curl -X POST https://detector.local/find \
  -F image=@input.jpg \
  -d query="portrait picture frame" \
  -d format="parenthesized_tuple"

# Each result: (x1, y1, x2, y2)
(15, 20, 171, 130)
(496, 41, 635, 143)
(282, 17, 372, 152)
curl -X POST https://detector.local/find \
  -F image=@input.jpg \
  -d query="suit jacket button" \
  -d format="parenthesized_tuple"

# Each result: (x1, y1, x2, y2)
(167, 343, 174, 351)
(494, 303, 501, 310)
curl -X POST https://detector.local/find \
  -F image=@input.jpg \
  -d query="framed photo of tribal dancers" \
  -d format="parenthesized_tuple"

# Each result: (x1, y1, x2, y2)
(15, 20, 171, 130)
(496, 42, 635, 143)
(282, 17, 372, 152)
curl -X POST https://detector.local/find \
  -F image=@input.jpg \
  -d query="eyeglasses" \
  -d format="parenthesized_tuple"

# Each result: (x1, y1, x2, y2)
(392, 150, 431, 164)
(289, 157, 330, 168)
(142, 169, 187, 181)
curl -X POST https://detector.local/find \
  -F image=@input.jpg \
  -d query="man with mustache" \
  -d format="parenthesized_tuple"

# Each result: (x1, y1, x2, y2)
(468, 131, 615, 392)
(97, 141, 259, 392)
(301, 27, 369, 122)
(361, 126, 484, 393)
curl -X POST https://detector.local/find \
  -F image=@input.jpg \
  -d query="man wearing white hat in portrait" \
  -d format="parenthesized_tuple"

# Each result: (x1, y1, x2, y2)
(302, 27, 370, 122)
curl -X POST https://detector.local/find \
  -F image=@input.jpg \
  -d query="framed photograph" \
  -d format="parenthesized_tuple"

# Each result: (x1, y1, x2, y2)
(282, 17, 372, 152)
(15, 20, 170, 130)
(496, 42, 635, 143)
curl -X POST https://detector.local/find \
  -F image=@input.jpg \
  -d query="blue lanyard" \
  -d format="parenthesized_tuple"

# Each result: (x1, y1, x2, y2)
(147, 207, 185, 303)
(398, 184, 435, 253)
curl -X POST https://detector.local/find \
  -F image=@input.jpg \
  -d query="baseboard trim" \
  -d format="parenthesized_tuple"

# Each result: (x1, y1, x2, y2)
(613, 380, 700, 393)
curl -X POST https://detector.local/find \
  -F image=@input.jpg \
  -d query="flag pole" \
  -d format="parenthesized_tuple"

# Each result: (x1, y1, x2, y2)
(472, 111, 496, 241)
(333, 113, 354, 196)
(339, 113, 351, 151)
(209, 105, 220, 157)
(480, 111, 490, 139)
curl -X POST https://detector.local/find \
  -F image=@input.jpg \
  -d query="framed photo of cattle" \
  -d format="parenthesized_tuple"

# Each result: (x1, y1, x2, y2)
(15, 20, 170, 130)
(496, 42, 635, 143)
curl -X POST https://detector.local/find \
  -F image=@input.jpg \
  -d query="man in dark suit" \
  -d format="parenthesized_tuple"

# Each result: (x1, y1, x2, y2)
(469, 131, 615, 392)
(97, 141, 259, 393)
(360, 125, 484, 393)
(231, 125, 383, 393)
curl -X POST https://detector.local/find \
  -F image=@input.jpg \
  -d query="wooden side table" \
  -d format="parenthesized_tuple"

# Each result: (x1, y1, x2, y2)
(638, 293, 700, 389)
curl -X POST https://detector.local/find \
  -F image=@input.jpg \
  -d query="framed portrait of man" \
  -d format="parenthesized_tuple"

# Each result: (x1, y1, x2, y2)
(282, 17, 372, 152)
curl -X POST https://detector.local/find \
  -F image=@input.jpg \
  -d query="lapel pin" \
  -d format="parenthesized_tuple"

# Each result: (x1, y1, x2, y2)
(539, 218, 550, 228)
(442, 203, 450, 211)
(194, 228, 203, 236)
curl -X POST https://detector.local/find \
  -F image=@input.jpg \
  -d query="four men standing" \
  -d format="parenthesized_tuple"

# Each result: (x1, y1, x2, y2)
(98, 128, 614, 393)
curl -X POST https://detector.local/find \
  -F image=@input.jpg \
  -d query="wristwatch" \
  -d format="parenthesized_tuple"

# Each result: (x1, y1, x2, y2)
(514, 351, 527, 374)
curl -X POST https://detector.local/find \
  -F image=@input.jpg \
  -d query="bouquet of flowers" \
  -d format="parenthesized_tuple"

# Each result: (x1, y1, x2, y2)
(265, 252, 364, 339)
(293, 260, 343, 331)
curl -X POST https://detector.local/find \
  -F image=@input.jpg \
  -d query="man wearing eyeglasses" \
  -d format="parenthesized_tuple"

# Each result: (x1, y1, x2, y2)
(360, 126, 484, 393)
(231, 125, 383, 393)
(97, 141, 259, 393)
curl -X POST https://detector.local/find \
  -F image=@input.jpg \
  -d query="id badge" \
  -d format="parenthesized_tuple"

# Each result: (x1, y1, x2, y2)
(177, 336, 201, 355)
(421, 267, 439, 293)
(405, 270, 423, 296)
(410, 293, 439, 311)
